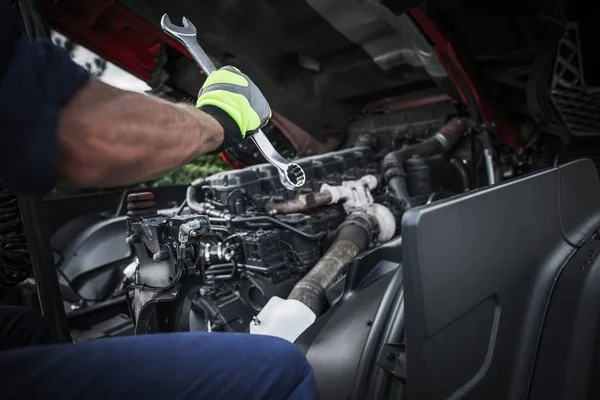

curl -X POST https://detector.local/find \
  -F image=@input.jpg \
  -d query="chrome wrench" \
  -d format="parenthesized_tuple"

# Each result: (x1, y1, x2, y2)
(160, 14, 305, 190)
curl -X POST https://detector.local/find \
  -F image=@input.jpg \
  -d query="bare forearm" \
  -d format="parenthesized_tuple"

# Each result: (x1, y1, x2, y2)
(57, 78, 224, 187)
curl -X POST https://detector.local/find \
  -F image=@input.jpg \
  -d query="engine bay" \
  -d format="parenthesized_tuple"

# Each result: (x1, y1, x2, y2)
(4, 1, 600, 398)
(129, 147, 376, 334)
(119, 101, 486, 337)
(39, 97, 596, 340)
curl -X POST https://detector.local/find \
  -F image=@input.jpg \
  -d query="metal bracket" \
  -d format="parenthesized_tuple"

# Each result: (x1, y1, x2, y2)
(376, 342, 407, 380)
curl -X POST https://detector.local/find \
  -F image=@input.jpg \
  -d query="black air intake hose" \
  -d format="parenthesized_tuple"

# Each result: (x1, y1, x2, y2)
(382, 118, 470, 209)
(288, 213, 373, 316)
(0, 187, 31, 287)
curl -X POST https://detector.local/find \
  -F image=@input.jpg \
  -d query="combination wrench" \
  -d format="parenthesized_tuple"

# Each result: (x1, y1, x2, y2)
(160, 14, 305, 191)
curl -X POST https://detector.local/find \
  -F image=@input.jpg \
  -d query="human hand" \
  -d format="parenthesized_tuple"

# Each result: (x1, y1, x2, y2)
(197, 66, 271, 152)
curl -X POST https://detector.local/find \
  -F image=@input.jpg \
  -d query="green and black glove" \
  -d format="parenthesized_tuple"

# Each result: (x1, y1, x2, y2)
(197, 66, 271, 153)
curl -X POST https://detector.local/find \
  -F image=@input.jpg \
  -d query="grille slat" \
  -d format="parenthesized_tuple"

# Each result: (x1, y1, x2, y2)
(550, 23, 600, 136)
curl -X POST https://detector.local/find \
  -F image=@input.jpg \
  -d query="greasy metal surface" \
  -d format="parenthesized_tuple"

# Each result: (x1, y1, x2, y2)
(265, 191, 333, 215)
(126, 191, 157, 217)
(160, 14, 305, 190)
(289, 238, 361, 315)
(304, 238, 361, 289)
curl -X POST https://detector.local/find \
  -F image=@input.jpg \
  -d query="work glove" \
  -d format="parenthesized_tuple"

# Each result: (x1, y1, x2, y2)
(196, 66, 271, 153)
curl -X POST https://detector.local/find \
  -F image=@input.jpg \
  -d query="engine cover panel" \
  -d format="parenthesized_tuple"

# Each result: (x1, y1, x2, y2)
(401, 159, 600, 399)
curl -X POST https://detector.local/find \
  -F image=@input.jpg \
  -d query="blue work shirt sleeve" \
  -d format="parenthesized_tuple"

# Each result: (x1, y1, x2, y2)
(0, 8, 89, 195)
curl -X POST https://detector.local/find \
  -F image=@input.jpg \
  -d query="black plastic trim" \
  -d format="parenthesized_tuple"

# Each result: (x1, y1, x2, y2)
(401, 160, 600, 399)
(530, 234, 600, 399)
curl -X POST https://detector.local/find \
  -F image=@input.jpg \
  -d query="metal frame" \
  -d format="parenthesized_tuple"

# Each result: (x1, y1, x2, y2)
(16, 0, 71, 343)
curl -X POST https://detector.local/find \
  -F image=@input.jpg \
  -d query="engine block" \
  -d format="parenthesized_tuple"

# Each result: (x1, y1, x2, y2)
(193, 147, 378, 214)
(129, 147, 380, 333)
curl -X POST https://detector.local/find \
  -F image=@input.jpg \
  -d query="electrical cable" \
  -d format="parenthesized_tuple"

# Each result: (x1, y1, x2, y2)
(205, 263, 235, 274)
(206, 261, 237, 281)
(231, 216, 327, 241)
(176, 199, 188, 215)
(114, 189, 128, 217)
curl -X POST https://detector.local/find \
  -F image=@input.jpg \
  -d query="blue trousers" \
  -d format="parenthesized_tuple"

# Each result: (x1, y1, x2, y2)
(0, 306, 318, 399)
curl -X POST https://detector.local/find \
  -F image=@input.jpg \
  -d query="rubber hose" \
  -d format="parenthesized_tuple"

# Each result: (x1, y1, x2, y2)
(450, 158, 471, 191)
(382, 139, 444, 208)
(186, 179, 206, 214)
(382, 119, 470, 209)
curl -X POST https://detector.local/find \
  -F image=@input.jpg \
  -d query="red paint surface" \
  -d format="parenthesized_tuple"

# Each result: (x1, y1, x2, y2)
(220, 151, 246, 169)
(410, 8, 522, 149)
(43, 0, 191, 81)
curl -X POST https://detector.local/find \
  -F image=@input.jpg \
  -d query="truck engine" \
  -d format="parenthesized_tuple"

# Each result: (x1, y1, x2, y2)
(125, 106, 474, 336)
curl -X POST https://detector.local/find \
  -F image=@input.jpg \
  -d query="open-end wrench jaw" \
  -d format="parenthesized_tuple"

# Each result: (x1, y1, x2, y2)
(161, 15, 197, 37)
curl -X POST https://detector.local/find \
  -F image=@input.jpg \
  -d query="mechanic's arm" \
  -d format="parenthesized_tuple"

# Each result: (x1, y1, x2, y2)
(0, 6, 269, 194)
(58, 79, 224, 187)
(59, 65, 270, 188)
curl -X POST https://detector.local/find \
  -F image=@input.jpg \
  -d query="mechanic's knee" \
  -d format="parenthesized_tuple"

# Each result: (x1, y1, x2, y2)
(257, 336, 318, 398)
(0, 306, 57, 350)
(255, 335, 313, 376)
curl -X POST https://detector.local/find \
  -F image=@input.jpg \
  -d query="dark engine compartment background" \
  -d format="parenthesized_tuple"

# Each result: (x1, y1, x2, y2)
(118, 0, 434, 142)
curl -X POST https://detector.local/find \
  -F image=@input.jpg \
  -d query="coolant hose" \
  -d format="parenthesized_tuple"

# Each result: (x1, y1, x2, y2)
(288, 213, 372, 316)
(382, 119, 470, 209)
(382, 140, 443, 209)
(186, 178, 206, 213)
